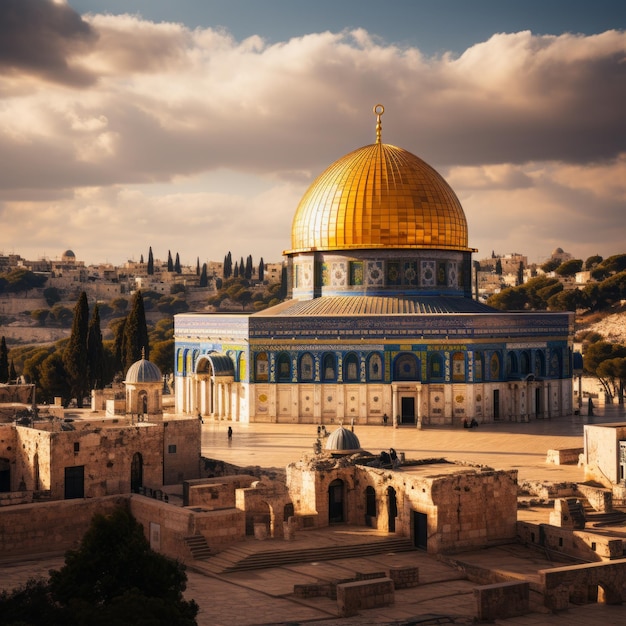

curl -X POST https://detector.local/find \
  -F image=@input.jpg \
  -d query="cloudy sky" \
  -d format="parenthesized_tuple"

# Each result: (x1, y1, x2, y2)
(1, 0, 625, 269)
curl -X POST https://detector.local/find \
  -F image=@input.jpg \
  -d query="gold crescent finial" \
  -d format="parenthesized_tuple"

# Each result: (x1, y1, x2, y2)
(373, 104, 384, 144)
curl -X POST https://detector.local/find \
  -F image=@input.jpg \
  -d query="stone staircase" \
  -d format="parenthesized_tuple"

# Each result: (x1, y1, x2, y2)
(199, 535, 416, 574)
(184, 534, 212, 560)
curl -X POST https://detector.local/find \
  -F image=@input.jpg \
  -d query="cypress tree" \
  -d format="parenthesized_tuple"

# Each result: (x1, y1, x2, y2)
(112, 317, 126, 375)
(63, 291, 90, 407)
(258, 257, 264, 282)
(495, 258, 503, 275)
(167, 250, 173, 272)
(0, 336, 9, 383)
(196, 257, 200, 276)
(140, 254, 144, 264)
(233, 261, 239, 278)
(123, 291, 150, 372)
(9, 359, 17, 382)
(199, 263, 208, 287)
(147, 246, 154, 275)
(245, 255, 253, 280)
(174, 252, 181, 274)
(87, 304, 105, 390)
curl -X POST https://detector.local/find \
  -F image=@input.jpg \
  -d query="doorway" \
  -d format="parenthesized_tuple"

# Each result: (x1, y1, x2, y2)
(412, 510, 428, 549)
(131, 452, 143, 493)
(387, 487, 397, 532)
(401, 397, 415, 424)
(328, 479, 345, 523)
(535, 387, 543, 418)
(64, 465, 85, 499)
(493, 389, 500, 420)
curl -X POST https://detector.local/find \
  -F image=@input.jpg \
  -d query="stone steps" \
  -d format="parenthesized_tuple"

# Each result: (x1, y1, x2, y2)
(184, 534, 213, 560)
(200, 536, 416, 574)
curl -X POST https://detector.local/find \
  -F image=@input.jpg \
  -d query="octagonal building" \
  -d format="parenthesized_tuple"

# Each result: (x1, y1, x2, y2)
(175, 106, 575, 426)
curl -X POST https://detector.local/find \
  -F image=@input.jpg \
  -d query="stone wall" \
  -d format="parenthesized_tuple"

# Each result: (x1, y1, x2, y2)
(517, 521, 624, 561)
(183, 475, 256, 508)
(583, 423, 626, 486)
(0, 495, 126, 556)
(163, 418, 201, 485)
(474, 581, 530, 620)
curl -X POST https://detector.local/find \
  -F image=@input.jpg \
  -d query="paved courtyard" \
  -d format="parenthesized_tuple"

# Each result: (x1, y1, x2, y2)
(2, 404, 625, 625)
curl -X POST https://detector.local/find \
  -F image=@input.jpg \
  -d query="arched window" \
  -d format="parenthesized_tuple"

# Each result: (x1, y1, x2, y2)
(452, 352, 465, 382)
(534, 351, 545, 377)
(238, 352, 247, 382)
(520, 351, 530, 376)
(344, 353, 359, 382)
(368, 353, 383, 381)
(277, 352, 291, 382)
(299, 353, 314, 381)
(394, 353, 420, 381)
(322, 353, 336, 381)
(176, 349, 185, 376)
(474, 352, 483, 381)
(365, 486, 376, 518)
(490, 353, 501, 380)
(506, 352, 518, 378)
(429, 353, 444, 380)
(255, 352, 268, 381)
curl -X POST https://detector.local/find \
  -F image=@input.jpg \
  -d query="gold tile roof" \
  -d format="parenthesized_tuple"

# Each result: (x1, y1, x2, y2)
(288, 141, 470, 254)
(262, 296, 495, 316)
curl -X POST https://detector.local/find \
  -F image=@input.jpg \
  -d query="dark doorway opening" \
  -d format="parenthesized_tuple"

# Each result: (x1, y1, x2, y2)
(493, 389, 500, 420)
(413, 510, 427, 549)
(131, 452, 143, 493)
(328, 479, 344, 523)
(0, 458, 10, 492)
(387, 486, 397, 532)
(401, 397, 415, 424)
(535, 387, 542, 418)
(64, 466, 85, 499)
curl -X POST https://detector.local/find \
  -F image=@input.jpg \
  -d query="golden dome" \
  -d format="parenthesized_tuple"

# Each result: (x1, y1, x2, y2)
(288, 115, 470, 254)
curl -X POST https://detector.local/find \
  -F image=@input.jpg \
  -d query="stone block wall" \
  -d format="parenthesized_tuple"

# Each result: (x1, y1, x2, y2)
(336, 578, 394, 617)
(183, 475, 256, 508)
(0, 495, 126, 556)
(474, 581, 529, 620)
(163, 418, 201, 485)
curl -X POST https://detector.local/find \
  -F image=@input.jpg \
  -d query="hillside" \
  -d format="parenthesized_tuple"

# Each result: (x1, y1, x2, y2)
(578, 305, 626, 345)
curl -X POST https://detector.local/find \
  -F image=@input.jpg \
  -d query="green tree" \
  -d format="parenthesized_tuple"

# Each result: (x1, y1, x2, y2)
(494, 258, 502, 275)
(31, 309, 50, 326)
(43, 286, 61, 307)
(175, 252, 181, 274)
(39, 352, 71, 404)
(245, 255, 253, 280)
(63, 292, 90, 407)
(258, 257, 264, 282)
(147, 246, 154, 275)
(0, 507, 198, 625)
(584, 341, 626, 402)
(167, 250, 174, 272)
(555, 259, 583, 276)
(0, 268, 48, 294)
(199, 263, 208, 287)
(540, 258, 561, 273)
(0, 336, 9, 383)
(516, 261, 524, 286)
(547, 288, 587, 312)
(111, 316, 126, 375)
(123, 291, 149, 371)
(487, 287, 528, 310)
(196, 257, 200, 276)
(233, 261, 239, 278)
(585, 254, 603, 270)
(151, 339, 175, 375)
(597, 357, 626, 404)
(87, 304, 106, 390)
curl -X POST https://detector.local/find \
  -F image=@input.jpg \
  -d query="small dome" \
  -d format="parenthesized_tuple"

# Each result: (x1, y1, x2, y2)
(125, 358, 162, 384)
(325, 426, 361, 453)
(62, 249, 75, 258)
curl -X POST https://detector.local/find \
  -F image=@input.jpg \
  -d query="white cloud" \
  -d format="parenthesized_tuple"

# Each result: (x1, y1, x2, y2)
(0, 4, 624, 265)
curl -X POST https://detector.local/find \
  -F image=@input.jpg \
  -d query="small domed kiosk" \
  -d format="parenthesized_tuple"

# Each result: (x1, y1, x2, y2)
(125, 353, 163, 419)
(325, 426, 361, 456)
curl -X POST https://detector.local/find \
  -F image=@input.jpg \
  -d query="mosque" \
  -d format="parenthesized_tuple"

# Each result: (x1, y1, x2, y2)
(174, 105, 574, 426)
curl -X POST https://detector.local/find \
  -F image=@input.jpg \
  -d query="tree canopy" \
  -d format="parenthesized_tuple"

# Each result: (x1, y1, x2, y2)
(0, 506, 198, 626)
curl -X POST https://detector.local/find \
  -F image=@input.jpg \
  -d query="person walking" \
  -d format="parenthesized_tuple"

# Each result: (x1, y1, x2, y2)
(227, 426, 233, 440)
